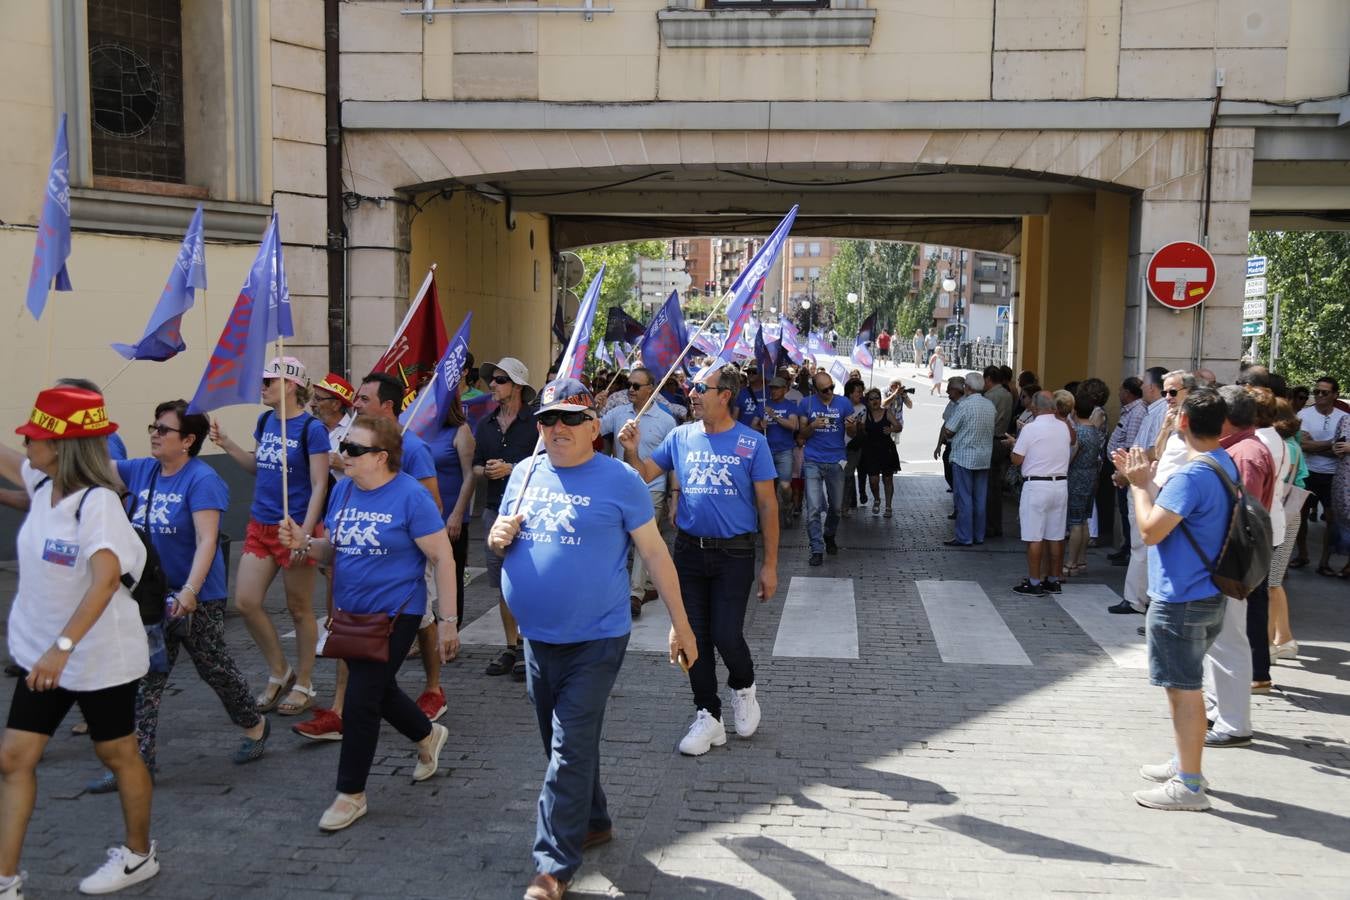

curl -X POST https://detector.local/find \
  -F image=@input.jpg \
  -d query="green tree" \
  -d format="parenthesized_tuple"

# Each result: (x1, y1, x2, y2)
(1247, 231, 1350, 388)
(820, 240, 923, 341)
(568, 240, 666, 373)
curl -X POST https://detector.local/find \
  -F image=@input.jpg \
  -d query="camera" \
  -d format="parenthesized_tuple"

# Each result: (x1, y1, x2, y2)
(904, 387, 916, 394)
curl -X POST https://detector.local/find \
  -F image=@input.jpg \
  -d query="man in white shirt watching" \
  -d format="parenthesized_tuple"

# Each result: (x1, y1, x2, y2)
(1008, 391, 1072, 596)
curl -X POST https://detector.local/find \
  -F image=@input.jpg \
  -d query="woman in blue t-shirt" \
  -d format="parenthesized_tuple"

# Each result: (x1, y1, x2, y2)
(208, 357, 331, 717)
(86, 400, 270, 793)
(424, 395, 477, 625)
(279, 416, 459, 832)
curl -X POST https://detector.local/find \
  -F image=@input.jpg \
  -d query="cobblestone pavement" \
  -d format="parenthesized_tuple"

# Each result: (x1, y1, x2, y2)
(2, 374, 1348, 899)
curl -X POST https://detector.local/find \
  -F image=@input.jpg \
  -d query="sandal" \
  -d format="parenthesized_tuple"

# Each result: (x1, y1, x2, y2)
(71, 719, 89, 736)
(256, 668, 296, 713)
(1315, 565, 1336, 577)
(1287, 557, 1309, 569)
(278, 683, 316, 716)
(485, 648, 517, 677)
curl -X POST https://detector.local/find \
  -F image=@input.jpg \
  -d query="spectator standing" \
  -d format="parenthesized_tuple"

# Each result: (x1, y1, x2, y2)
(876, 329, 891, 360)
(934, 376, 966, 496)
(1065, 389, 1106, 577)
(857, 388, 901, 517)
(942, 373, 997, 547)
(1269, 402, 1308, 658)
(1112, 367, 1168, 615)
(1296, 377, 1348, 575)
(1009, 392, 1072, 595)
(1106, 377, 1145, 564)
(912, 329, 925, 367)
(984, 366, 1016, 537)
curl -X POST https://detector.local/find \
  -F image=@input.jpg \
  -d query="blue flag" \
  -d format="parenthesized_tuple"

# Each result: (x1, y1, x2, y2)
(401, 313, 472, 441)
(808, 331, 836, 356)
(563, 266, 605, 380)
(595, 338, 612, 367)
(694, 206, 798, 381)
(829, 359, 848, 386)
(754, 323, 776, 377)
(778, 315, 805, 364)
(638, 291, 689, 381)
(187, 213, 294, 413)
(112, 205, 207, 361)
(852, 310, 877, 368)
(26, 113, 73, 320)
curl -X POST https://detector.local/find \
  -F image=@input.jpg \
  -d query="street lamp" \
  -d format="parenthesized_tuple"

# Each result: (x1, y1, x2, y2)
(800, 298, 813, 335)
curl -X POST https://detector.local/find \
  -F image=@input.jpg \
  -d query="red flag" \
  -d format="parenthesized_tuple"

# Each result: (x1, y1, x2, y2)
(371, 268, 449, 408)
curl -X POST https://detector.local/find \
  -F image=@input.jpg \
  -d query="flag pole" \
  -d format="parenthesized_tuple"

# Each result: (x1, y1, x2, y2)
(631, 292, 735, 422)
(276, 337, 290, 523)
(400, 369, 437, 436)
(103, 358, 136, 391)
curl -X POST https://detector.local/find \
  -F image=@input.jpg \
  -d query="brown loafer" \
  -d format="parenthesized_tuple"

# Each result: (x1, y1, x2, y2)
(524, 873, 567, 900)
(582, 827, 614, 851)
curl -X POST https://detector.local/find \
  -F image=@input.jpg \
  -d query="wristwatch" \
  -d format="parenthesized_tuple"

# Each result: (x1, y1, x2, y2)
(55, 635, 75, 653)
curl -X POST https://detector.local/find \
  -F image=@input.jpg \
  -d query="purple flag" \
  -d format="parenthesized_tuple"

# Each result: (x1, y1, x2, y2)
(562, 267, 604, 380)
(26, 113, 73, 320)
(401, 313, 473, 441)
(692, 331, 721, 356)
(112, 205, 207, 361)
(778, 315, 805, 364)
(695, 206, 798, 381)
(463, 391, 497, 435)
(638, 291, 689, 381)
(808, 332, 836, 356)
(187, 213, 294, 413)
(595, 338, 613, 367)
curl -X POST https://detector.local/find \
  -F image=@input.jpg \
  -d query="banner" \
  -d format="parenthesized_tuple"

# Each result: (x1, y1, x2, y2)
(112, 205, 206, 361)
(371, 268, 449, 408)
(562, 266, 605, 380)
(400, 313, 472, 441)
(188, 213, 293, 413)
(637, 291, 689, 381)
(829, 359, 848, 386)
(26, 113, 73, 321)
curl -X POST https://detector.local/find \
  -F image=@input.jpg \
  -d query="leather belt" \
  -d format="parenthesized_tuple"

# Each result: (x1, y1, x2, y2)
(1025, 475, 1067, 481)
(676, 530, 757, 550)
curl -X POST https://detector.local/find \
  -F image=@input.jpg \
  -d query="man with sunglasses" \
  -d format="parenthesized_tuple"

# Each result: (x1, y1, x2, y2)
(619, 366, 779, 758)
(1297, 377, 1347, 575)
(491, 379, 697, 900)
(799, 371, 858, 566)
(599, 366, 677, 618)
(473, 358, 537, 681)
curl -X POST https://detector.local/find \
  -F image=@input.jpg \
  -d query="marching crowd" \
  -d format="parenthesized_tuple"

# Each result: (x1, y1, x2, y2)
(0, 344, 1346, 899)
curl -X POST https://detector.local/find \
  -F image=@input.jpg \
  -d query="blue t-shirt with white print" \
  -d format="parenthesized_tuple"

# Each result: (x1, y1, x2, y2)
(650, 421, 775, 538)
(325, 473, 444, 617)
(501, 454, 653, 644)
(799, 394, 854, 464)
(251, 412, 331, 524)
(117, 457, 229, 601)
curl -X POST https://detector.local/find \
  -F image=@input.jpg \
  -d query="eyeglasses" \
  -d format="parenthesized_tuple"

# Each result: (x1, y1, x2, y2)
(147, 424, 184, 436)
(491, 375, 514, 385)
(1163, 389, 1182, 398)
(1314, 389, 1332, 396)
(339, 441, 385, 457)
(538, 410, 592, 427)
(627, 383, 651, 391)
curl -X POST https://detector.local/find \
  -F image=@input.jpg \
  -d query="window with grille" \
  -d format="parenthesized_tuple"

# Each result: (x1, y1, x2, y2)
(87, 0, 185, 184)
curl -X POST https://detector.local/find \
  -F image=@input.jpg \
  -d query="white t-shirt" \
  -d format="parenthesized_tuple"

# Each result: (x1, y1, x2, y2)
(1153, 432, 1190, 488)
(1012, 413, 1072, 477)
(1256, 425, 1289, 544)
(7, 461, 149, 692)
(1298, 406, 1348, 474)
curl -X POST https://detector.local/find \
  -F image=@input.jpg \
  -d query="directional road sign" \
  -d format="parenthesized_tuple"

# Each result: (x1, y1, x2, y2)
(1147, 241, 1216, 310)
(1245, 276, 1267, 298)
(995, 305, 1011, 324)
(1247, 256, 1267, 278)
(1242, 320, 1266, 337)
(1243, 297, 1267, 320)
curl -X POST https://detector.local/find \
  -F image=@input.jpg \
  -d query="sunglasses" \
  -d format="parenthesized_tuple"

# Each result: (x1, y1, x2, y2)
(816, 384, 834, 393)
(627, 383, 651, 391)
(339, 441, 385, 457)
(691, 383, 729, 395)
(1163, 389, 1182, 398)
(1314, 389, 1332, 396)
(147, 423, 184, 436)
(491, 375, 514, 385)
(538, 410, 592, 427)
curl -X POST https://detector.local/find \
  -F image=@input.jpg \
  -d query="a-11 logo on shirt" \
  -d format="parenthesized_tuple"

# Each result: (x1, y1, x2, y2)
(735, 435, 757, 458)
(43, 539, 79, 567)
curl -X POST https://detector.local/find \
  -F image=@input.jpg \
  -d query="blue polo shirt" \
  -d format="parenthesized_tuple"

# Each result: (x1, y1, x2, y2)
(650, 421, 775, 538)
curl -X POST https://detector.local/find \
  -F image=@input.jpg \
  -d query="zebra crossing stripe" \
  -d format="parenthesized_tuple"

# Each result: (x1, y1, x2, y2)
(1051, 584, 1148, 668)
(628, 597, 675, 652)
(773, 577, 858, 659)
(457, 603, 506, 646)
(916, 580, 1032, 666)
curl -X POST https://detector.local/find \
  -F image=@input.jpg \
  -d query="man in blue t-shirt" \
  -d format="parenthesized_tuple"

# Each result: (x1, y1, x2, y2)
(735, 366, 763, 429)
(1112, 387, 1234, 813)
(798, 369, 858, 565)
(761, 376, 800, 525)
(620, 365, 779, 759)
(490, 379, 697, 900)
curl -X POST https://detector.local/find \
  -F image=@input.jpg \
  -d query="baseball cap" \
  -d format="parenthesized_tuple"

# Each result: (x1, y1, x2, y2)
(537, 378, 596, 414)
(315, 373, 355, 407)
(263, 356, 307, 385)
(768, 377, 788, 388)
(16, 386, 119, 441)
(488, 357, 530, 387)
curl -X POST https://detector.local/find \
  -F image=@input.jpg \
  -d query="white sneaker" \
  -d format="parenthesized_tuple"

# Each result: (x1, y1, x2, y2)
(1138, 758, 1208, 789)
(78, 843, 159, 895)
(730, 685, 761, 738)
(678, 709, 727, 756)
(0, 872, 25, 900)
(1132, 776, 1211, 811)
(1271, 640, 1299, 660)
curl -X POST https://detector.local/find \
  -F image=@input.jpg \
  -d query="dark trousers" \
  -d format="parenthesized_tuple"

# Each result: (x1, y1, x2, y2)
(942, 443, 953, 489)
(450, 526, 469, 623)
(1246, 578, 1271, 683)
(1115, 485, 1131, 551)
(526, 634, 628, 884)
(336, 614, 431, 794)
(986, 442, 1010, 535)
(1094, 465, 1117, 545)
(673, 536, 757, 720)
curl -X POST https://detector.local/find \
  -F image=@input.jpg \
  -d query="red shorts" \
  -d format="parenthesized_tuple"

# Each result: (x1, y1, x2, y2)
(244, 519, 318, 569)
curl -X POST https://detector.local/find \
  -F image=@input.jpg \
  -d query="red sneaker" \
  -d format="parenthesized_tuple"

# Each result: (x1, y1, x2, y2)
(292, 708, 343, 741)
(416, 689, 447, 722)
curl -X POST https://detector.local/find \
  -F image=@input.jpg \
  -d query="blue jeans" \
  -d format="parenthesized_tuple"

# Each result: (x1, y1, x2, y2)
(1147, 595, 1225, 690)
(673, 536, 757, 719)
(803, 460, 844, 554)
(952, 463, 988, 545)
(772, 448, 794, 483)
(526, 634, 629, 883)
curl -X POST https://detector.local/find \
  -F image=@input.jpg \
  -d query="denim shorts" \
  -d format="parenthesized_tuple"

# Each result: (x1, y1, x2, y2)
(772, 449, 794, 483)
(1146, 595, 1225, 690)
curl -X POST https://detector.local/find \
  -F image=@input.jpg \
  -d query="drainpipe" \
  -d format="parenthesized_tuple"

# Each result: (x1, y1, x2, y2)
(325, 0, 347, 376)
(1194, 82, 1223, 370)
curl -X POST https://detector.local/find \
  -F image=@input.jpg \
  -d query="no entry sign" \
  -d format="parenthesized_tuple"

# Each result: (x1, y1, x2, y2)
(1146, 241, 1216, 310)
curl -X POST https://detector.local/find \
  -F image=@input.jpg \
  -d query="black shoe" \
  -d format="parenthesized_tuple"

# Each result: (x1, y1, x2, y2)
(630, 596, 642, 619)
(1110, 555, 1129, 567)
(1042, 579, 1062, 594)
(942, 539, 972, 547)
(987, 530, 1003, 538)
(1108, 601, 1142, 615)
(809, 553, 823, 567)
(1107, 549, 1129, 562)
(825, 536, 838, 555)
(1136, 626, 1146, 636)
(1204, 730, 1252, 748)
(1013, 579, 1046, 596)
(947, 512, 957, 520)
